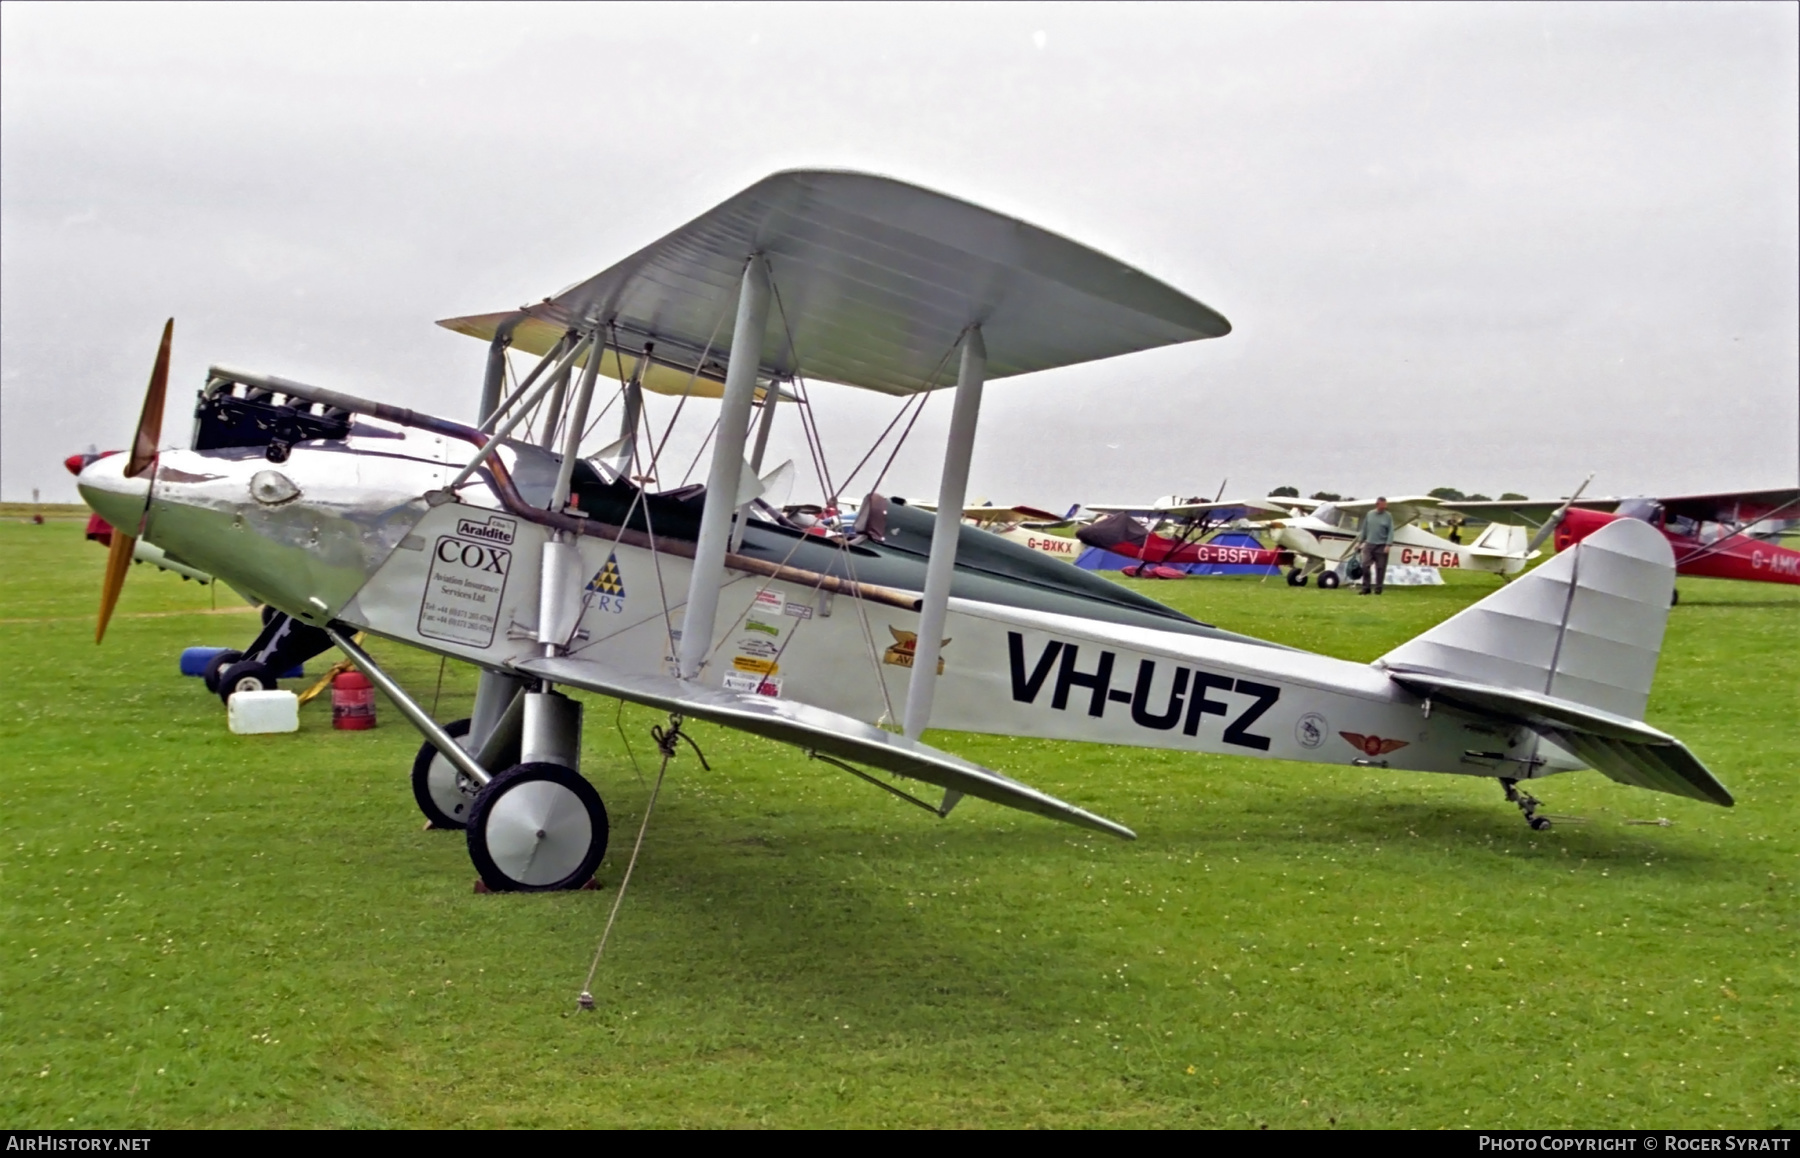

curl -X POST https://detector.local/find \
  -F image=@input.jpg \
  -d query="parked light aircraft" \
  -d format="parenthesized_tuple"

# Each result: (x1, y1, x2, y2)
(1079, 497, 1293, 576)
(1260, 495, 1535, 588)
(917, 502, 1085, 562)
(1446, 487, 1800, 599)
(79, 171, 1730, 897)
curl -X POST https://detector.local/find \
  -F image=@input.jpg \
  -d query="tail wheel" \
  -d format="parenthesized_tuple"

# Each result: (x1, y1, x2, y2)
(217, 660, 278, 705)
(202, 649, 245, 694)
(1318, 571, 1341, 590)
(1671, 588, 1680, 606)
(467, 763, 609, 892)
(411, 718, 476, 830)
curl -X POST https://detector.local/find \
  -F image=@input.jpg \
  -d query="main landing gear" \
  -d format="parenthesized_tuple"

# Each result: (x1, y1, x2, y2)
(1285, 568, 1309, 587)
(1501, 778, 1552, 831)
(325, 631, 611, 892)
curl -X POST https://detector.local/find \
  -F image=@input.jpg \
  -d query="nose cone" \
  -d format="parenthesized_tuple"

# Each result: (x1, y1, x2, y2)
(78, 453, 151, 531)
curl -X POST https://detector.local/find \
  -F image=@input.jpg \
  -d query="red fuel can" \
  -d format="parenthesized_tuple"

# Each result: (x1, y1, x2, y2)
(331, 670, 376, 730)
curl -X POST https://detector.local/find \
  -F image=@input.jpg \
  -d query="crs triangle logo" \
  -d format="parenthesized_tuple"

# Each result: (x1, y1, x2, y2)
(584, 552, 627, 612)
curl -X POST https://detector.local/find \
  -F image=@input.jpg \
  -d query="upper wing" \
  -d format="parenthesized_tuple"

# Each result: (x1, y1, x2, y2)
(916, 503, 1067, 524)
(440, 169, 1229, 397)
(517, 654, 1135, 839)
(1330, 495, 1442, 527)
(1656, 487, 1800, 527)
(1441, 498, 1620, 527)
(1086, 498, 1293, 520)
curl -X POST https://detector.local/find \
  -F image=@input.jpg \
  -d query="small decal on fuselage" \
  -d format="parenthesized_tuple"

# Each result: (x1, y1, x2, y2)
(454, 515, 517, 546)
(583, 552, 627, 614)
(723, 672, 782, 697)
(1005, 632, 1278, 750)
(1295, 712, 1328, 749)
(1340, 732, 1408, 757)
(885, 626, 947, 674)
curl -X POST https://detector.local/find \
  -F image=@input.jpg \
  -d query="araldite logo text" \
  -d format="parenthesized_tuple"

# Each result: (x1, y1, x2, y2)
(454, 515, 516, 546)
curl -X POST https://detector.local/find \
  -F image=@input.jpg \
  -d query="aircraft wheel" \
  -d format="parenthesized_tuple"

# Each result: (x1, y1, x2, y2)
(259, 604, 279, 628)
(202, 649, 244, 694)
(1670, 588, 1680, 607)
(1286, 569, 1308, 587)
(411, 718, 476, 830)
(1529, 816, 1553, 832)
(1318, 571, 1341, 590)
(467, 763, 609, 892)
(217, 660, 278, 705)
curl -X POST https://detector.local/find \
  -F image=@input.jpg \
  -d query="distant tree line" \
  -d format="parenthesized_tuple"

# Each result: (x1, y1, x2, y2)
(1269, 485, 1529, 503)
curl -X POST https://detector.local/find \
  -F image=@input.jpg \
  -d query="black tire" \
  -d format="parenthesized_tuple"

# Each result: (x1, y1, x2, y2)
(259, 604, 279, 628)
(1285, 569, 1307, 587)
(1318, 571, 1341, 590)
(411, 718, 475, 830)
(217, 660, 278, 705)
(1529, 816, 1552, 832)
(202, 649, 245, 694)
(1670, 588, 1680, 607)
(467, 763, 609, 892)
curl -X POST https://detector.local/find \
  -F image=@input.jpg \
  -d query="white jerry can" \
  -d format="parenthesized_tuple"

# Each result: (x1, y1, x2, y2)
(228, 689, 300, 734)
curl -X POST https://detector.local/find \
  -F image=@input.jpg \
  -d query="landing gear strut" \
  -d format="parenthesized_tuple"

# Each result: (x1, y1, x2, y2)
(1501, 778, 1552, 831)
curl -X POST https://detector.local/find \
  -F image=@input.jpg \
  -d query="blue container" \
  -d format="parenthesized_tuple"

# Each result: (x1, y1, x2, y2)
(180, 647, 231, 677)
(179, 647, 302, 679)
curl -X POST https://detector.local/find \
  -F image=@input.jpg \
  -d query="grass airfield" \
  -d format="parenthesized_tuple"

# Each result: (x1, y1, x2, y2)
(2, 517, 1795, 1129)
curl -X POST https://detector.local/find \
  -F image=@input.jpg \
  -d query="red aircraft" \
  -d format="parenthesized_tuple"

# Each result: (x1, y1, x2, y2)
(65, 450, 121, 544)
(1450, 487, 1800, 598)
(1076, 500, 1293, 579)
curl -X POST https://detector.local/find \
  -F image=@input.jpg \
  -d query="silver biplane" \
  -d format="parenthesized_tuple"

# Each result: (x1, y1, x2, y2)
(80, 171, 1731, 894)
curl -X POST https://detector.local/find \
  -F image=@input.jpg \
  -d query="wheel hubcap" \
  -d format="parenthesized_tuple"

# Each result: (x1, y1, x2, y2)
(484, 780, 592, 886)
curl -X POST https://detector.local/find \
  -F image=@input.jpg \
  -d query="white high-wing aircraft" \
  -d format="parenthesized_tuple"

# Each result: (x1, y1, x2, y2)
(80, 171, 1729, 899)
(1260, 495, 1535, 588)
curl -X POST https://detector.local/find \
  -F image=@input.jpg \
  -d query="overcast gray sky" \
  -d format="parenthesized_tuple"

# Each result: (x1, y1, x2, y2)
(4, 1, 1795, 507)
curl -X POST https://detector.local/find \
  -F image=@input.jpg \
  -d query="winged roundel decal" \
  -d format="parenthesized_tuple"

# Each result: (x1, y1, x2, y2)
(1340, 732, 1409, 757)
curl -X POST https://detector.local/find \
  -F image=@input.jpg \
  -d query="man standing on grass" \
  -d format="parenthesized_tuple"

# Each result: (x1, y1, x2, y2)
(1351, 496, 1394, 595)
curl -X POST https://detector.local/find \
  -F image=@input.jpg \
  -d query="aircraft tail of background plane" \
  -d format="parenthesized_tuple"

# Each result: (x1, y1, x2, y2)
(1375, 519, 1731, 805)
(1465, 521, 1531, 559)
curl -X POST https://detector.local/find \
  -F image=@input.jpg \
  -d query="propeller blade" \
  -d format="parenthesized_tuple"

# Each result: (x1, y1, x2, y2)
(125, 319, 173, 478)
(98, 320, 174, 643)
(1525, 472, 1595, 555)
(96, 531, 136, 644)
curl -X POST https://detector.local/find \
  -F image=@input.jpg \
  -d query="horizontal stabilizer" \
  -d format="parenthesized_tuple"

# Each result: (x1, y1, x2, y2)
(517, 655, 1135, 839)
(1386, 671, 1732, 806)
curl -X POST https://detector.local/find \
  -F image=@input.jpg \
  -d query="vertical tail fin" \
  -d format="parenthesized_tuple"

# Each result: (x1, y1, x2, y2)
(1380, 518, 1673, 720)
(1378, 519, 1729, 806)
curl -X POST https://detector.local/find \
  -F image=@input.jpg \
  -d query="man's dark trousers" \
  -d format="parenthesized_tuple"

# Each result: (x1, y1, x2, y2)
(1359, 544, 1390, 594)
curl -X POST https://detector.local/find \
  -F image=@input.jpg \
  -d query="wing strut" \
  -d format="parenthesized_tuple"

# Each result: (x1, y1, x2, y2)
(904, 327, 986, 740)
(679, 257, 771, 680)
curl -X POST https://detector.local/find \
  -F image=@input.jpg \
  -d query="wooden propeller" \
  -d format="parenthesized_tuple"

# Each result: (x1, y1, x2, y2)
(96, 320, 173, 644)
